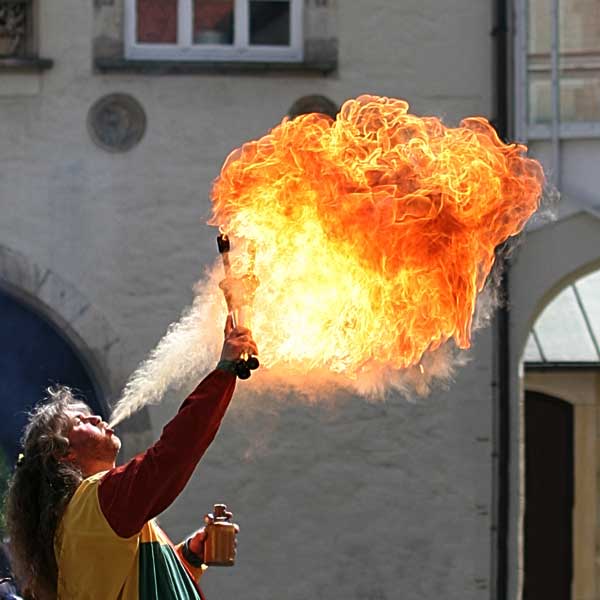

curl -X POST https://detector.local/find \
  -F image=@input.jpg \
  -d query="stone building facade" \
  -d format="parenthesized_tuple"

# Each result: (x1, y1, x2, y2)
(1, 1, 599, 599)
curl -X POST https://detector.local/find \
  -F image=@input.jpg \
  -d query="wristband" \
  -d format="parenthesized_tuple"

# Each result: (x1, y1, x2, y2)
(216, 359, 238, 375)
(182, 538, 204, 567)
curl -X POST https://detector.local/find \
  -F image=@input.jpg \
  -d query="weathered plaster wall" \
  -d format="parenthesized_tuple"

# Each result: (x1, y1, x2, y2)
(167, 329, 496, 600)
(0, 1, 496, 598)
(528, 139, 600, 218)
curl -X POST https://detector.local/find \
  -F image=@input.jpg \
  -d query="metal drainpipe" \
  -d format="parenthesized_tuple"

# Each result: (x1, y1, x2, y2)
(491, 0, 510, 598)
(550, 0, 561, 188)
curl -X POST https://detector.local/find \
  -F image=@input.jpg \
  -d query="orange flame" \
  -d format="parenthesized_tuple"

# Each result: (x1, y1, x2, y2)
(209, 95, 543, 381)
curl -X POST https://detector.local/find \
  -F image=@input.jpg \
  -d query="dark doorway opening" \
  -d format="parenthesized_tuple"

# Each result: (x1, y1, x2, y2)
(524, 390, 574, 600)
(0, 289, 102, 464)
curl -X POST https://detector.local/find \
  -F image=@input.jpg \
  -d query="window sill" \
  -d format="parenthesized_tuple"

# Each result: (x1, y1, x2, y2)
(0, 56, 54, 72)
(94, 57, 336, 76)
(527, 122, 600, 140)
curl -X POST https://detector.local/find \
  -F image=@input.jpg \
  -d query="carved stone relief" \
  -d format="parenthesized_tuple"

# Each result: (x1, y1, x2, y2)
(87, 93, 147, 153)
(0, 1, 28, 57)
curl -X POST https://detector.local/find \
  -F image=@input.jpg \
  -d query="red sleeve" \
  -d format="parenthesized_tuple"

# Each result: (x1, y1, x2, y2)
(98, 369, 236, 538)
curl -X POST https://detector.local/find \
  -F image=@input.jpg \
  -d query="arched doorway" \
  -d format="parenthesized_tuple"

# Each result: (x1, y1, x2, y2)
(0, 287, 107, 582)
(0, 246, 155, 582)
(0, 288, 103, 464)
(521, 265, 600, 600)
(509, 211, 600, 599)
(0, 244, 154, 464)
(523, 391, 574, 600)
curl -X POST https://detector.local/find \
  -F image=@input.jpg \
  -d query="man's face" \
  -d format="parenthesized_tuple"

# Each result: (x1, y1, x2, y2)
(65, 404, 121, 470)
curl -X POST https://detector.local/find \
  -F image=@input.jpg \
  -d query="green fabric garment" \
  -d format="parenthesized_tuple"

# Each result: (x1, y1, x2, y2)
(139, 542, 202, 599)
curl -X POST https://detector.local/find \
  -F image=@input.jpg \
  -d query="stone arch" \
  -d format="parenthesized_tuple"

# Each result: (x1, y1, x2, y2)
(0, 244, 152, 456)
(508, 210, 600, 600)
(510, 211, 600, 361)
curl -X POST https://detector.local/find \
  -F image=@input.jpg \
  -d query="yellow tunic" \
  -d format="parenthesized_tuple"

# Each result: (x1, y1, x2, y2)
(54, 472, 203, 600)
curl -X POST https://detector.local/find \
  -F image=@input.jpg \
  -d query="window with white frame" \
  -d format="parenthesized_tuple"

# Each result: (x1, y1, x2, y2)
(515, 0, 600, 139)
(125, 0, 303, 62)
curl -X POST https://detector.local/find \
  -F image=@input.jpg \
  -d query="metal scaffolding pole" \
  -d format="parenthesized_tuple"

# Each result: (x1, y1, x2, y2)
(514, 0, 529, 142)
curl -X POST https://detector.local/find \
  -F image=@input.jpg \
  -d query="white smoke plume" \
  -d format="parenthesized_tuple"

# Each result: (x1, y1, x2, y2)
(109, 266, 226, 427)
(109, 262, 494, 427)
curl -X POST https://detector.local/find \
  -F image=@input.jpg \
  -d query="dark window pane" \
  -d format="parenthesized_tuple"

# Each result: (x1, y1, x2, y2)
(137, 0, 178, 44)
(194, 0, 234, 44)
(249, 1, 290, 46)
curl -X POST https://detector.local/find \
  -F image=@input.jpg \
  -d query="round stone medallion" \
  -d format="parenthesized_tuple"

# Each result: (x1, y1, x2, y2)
(287, 94, 339, 120)
(87, 93, 146, 153)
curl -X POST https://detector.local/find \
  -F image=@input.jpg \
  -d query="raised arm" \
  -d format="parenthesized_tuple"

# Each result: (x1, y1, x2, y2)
(98, 322, 257, 538)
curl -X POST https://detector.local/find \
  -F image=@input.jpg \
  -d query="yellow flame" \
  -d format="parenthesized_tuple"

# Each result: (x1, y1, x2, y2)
(209, 95, 543, 380)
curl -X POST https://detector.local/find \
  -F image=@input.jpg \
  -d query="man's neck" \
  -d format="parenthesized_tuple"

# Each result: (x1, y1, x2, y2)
(81, 460, 116, 478)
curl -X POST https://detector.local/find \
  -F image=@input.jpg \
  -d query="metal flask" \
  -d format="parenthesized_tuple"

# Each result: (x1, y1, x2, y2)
(203, 504, 238, 566)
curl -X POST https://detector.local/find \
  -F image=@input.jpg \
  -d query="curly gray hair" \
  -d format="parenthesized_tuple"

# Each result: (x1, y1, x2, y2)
(5, 386, 91, 600)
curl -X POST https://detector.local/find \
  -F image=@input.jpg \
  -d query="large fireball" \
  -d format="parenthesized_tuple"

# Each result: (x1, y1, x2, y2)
(209, 95, 543, 382)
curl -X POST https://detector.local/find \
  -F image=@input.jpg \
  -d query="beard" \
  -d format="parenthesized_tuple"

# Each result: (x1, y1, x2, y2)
(80, 431, 121, 465)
